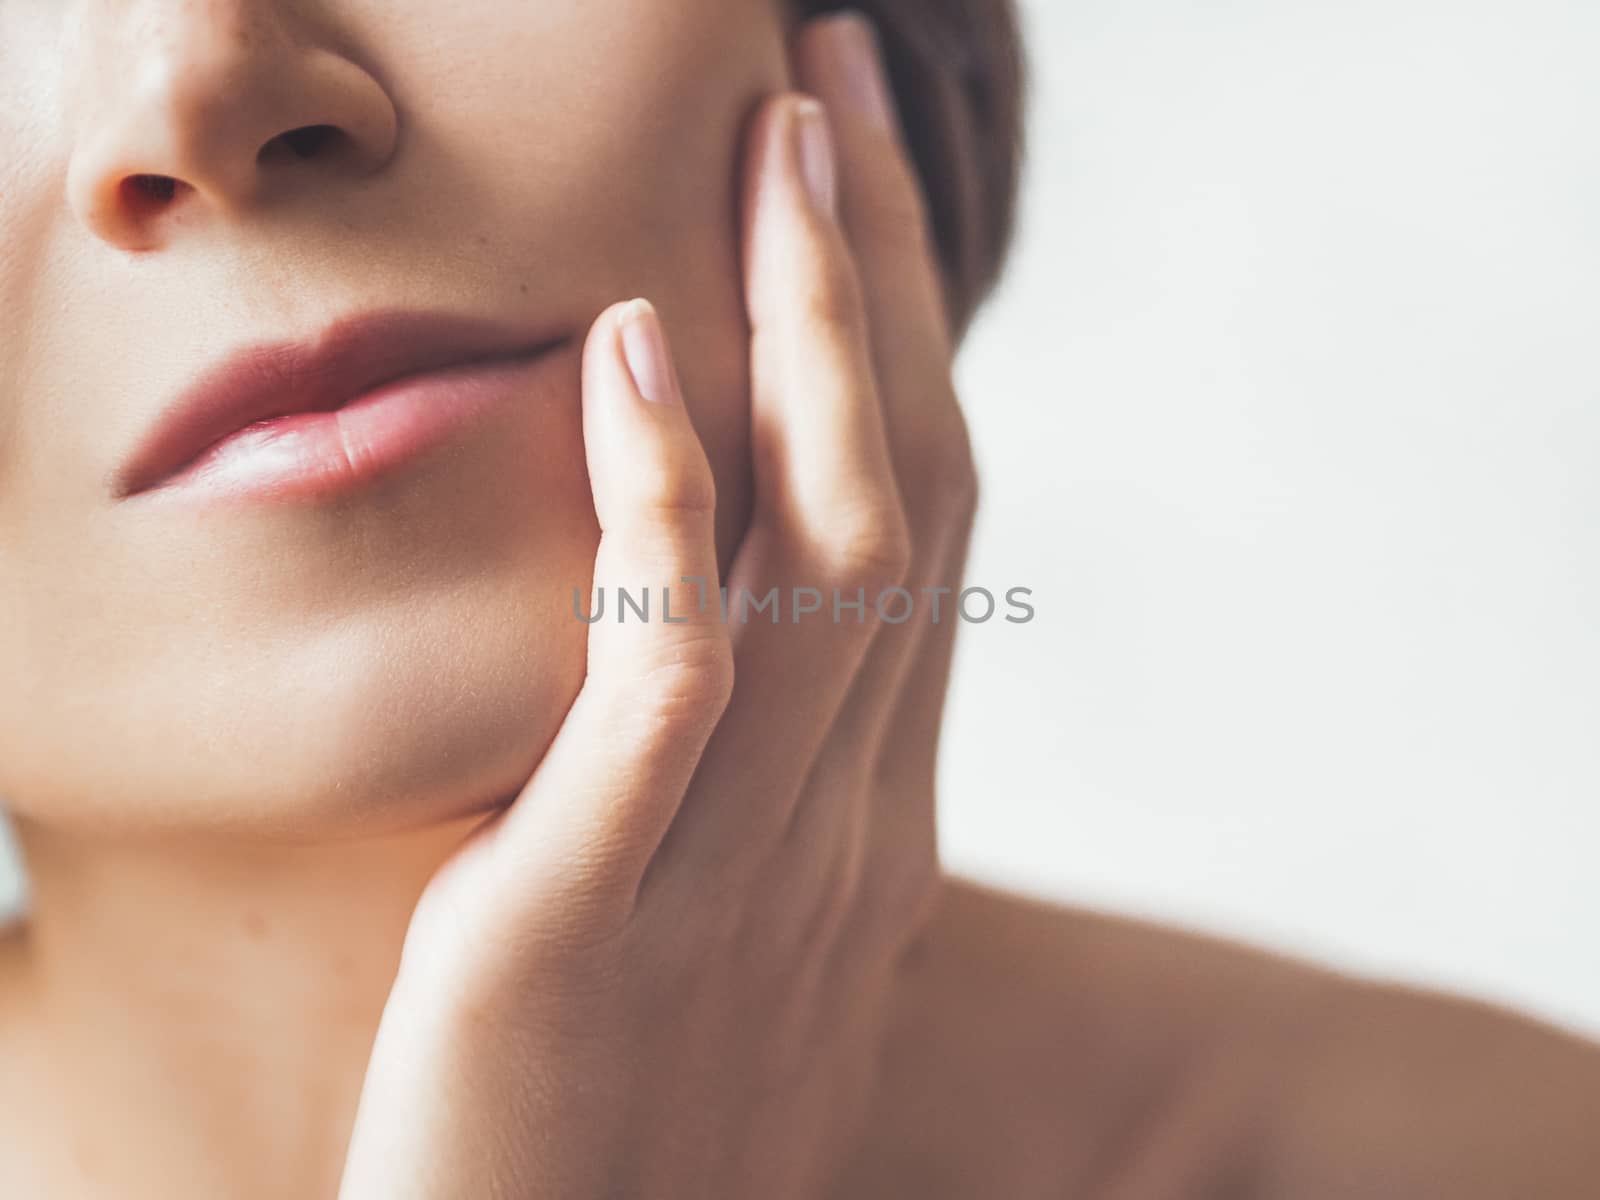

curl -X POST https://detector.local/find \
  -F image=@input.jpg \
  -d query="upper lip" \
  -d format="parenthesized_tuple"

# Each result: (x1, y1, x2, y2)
(114, 309, 569, 497)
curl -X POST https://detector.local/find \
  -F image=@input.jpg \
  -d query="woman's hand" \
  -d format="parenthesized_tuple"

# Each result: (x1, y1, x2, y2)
(337, 16, 977, 1198)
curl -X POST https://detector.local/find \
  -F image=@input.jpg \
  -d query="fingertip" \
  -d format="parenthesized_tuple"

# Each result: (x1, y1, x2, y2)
(582, 298, 685, 420)
(579, 299, 716, 530)
(795, 11, 899, 137)
(616, 298, 682, 407)
(582, 299, 629, 396)
(743, 92, 839, 233)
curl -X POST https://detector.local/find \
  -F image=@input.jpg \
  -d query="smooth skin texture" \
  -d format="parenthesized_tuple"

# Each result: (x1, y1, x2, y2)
(2, 4, 1599, 1198)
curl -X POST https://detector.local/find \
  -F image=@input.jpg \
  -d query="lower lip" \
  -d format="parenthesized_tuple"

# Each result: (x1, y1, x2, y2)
(130, 345, 570, 506)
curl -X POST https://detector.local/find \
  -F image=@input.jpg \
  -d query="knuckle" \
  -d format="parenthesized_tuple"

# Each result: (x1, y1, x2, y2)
(632, 631, 736, 733)
(826, 502, 914, 592)
(939, 410, 980, 521)
(899, 401, 978, 530)
(954, 454, 980, 523)
(633, 454, 718, 520)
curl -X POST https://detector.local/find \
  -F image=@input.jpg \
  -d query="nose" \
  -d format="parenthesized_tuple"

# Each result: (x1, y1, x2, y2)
(65, 2, 399, 252)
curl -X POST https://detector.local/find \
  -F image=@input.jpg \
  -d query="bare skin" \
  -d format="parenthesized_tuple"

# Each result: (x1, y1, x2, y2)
(5, 876, 1600, 1198)
(1, 5, 1597, 1198)
(833, 879, 1600, 1199)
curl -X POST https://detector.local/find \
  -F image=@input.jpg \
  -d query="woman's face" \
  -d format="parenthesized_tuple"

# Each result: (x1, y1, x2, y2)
(0, 1, 789, 836)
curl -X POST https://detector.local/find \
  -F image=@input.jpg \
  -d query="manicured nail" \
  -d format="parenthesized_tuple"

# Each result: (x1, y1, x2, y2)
(793, 97, 837, 217)
(824, 12, 895, 132)
(618, 299, 678, 405)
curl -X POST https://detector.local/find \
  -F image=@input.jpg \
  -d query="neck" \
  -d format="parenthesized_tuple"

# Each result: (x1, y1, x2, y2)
(2, 809, 486, 1198)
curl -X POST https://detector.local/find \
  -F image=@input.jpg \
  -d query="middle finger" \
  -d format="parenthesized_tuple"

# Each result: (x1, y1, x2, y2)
(640, 93, 909, 894)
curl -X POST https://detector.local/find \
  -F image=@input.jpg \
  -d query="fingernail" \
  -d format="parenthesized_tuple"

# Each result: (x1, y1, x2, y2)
(825, 12, 895, 132)
(793, 97, 837, 217)
(618, 299, 679, 405)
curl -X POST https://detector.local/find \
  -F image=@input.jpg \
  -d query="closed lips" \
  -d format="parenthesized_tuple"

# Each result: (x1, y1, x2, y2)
(114, 309, 571, 499)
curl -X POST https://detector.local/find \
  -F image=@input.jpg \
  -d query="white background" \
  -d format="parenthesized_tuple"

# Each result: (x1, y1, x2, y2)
(4, 0, 1597, 1037)
(941, 0, 1599, 1038)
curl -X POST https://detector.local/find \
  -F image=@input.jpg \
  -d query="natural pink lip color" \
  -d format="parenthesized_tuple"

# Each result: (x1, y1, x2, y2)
(112, 309, 574, 506)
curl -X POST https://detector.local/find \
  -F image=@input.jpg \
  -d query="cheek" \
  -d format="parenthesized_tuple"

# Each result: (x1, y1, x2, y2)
(414, 0, 792, 563)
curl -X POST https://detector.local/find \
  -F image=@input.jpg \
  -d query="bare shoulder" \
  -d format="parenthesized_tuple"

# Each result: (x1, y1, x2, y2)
(835, 876, 1600, 1200)
(830, 876, 1335, 1199)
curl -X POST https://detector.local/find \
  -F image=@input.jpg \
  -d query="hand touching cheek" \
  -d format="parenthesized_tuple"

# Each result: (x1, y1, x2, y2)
(337, 15, 976, 1198)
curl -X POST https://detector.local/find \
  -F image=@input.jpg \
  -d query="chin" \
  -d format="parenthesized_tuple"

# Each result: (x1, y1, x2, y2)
(4, 631, 588, 845)
(241, 605, 590, 843)
(0, 531, 595, 845)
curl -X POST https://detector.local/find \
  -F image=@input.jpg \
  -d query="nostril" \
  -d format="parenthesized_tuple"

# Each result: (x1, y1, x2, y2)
(283, 124, 336, 158)
(120, 173, 191, 221)
(128, 174, 179, 202)
(260, 124, 343, 164)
